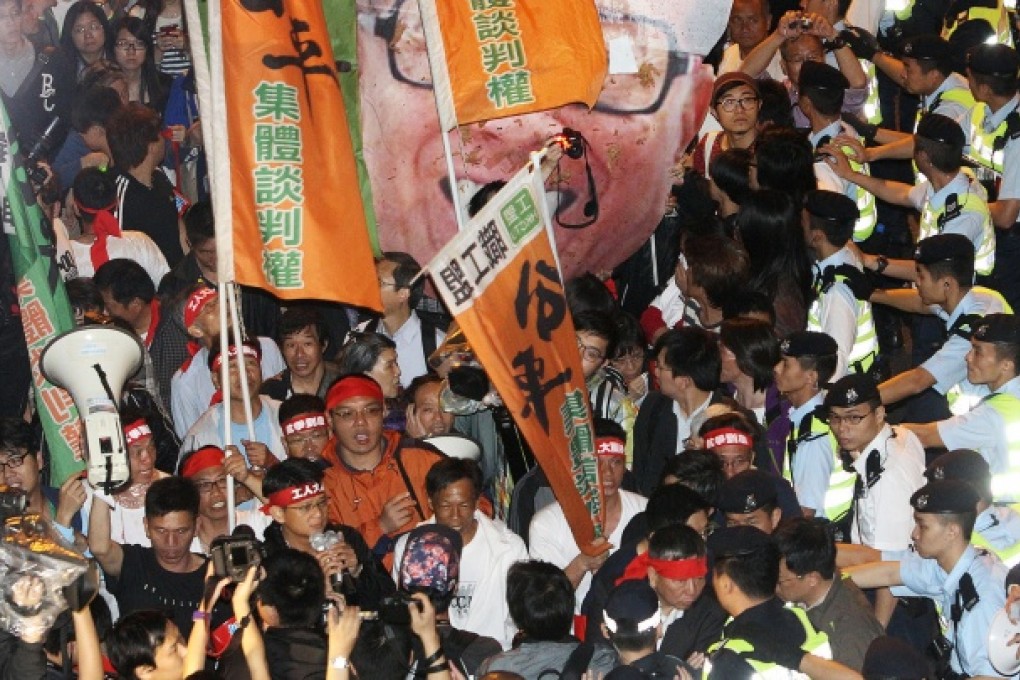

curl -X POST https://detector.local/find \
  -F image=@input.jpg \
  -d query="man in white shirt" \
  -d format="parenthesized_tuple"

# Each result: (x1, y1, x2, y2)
(392, 458, 527, 649)
(529, 423, 648, 613)
(355, 251, 445, 388)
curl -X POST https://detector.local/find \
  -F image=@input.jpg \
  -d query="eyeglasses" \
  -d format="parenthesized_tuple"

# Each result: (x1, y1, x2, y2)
(611, 349, 646, 365)
(74, 22, 103, 35)
(115, 40, 145, 52)
(0, 452, 29, 472)
(286, 429, 330, 447)
(194, 477, 229, 494)
(371, 0, 691, 115)
(715, 96, 759, 112)
(717, 456, 752, 470)
(823, 408, 875, 427)
(286, 497, 329, 515)
(577, 338, 606, 363)
(331, 404, 385, 423)
(377, 279, 399, 289)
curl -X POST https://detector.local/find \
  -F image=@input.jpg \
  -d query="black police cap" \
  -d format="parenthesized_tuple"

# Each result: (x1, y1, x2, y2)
(716, 469, 779, 514)
(967, 44, 1020, 78)
(823, 372, 880, 409)
(914, 233, 973, 266)
(798, 60, 850, 91)
(926, 449, 991, 485)
(900, 34, 951, 62)
(780, 331, 839, 358)
(915, 112, 966, 148)
(910, 480, 980, 514)
(862, 636, 932, 679)
(972, 313, 1020, 345)
(804, 189, 860, 225)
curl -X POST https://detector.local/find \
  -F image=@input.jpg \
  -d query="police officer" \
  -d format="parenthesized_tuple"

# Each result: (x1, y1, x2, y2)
(965, 45, 1020, 311)
(802, 62, 878, 244)
(716, 469, 783, 533)
(775, 330, 854, 519)
(846, 480, 1009, 679)
(804, 189, 879, 379)
(849, 35, 976, 165)
(702, 526, 860, 679)
(827, 113, 996, 280)
(824, 373, 927, 551)
(903, 314, 1020, 502)
(927, 448, 1020, 567)
(860, 234, 1012, 416)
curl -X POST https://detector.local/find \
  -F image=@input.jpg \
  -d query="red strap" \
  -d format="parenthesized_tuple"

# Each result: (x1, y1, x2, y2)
(616, 553, 709, 585)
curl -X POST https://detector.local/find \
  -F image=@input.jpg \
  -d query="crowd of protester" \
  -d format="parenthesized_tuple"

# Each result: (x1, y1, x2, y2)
(9, 0, 1020, 678)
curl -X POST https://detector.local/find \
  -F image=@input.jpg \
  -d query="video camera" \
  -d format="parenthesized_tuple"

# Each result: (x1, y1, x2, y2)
(210, 535, 266, 583)
(376, 592, 424, 626)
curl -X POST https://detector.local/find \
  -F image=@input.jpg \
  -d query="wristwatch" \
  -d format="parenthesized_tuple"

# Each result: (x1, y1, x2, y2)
(330, 656, 350, 670)
(874, 255, 889, 274)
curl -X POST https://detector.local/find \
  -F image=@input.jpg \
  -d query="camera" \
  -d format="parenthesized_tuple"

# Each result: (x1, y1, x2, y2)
(377, 593, 424, 626)
(796, 17, 813, 29)
(210, 537, 264, 582)
(0, 488, 28, 523)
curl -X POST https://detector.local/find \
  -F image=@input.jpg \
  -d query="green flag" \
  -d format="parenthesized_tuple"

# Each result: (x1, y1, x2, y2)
(2, 104, 84, 485)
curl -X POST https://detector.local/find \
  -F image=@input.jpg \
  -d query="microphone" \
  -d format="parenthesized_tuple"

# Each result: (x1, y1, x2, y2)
(310, 530, 358, 605)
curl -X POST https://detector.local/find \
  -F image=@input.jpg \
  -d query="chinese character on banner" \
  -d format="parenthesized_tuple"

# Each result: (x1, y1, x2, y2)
(426, 160, 604, 552)
(217, 0, 381, 310)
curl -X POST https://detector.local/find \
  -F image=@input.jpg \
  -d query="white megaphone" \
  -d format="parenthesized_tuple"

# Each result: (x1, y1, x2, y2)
(424, 433, 482, 461)
(40, 326, 143, 493)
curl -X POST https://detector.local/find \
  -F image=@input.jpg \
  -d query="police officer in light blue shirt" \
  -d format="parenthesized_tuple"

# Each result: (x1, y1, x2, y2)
(846, 480, 1008, 678)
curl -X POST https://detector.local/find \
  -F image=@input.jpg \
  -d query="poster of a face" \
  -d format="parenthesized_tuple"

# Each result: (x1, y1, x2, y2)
(355, 0, 728, 277)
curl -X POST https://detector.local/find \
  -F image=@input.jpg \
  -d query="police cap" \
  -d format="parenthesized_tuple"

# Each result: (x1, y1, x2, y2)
(861, 636, 933, 679)
(798, 60, 850, 92)
(716, 469, 778, 514)
(804, 189, 860, 225)
(972, 313, 1020, 345)
(899, 34, 951, 62)
(967, 44, 1020, 78)
(925, 449, 991, 486)
(780, 331, 839, 358)
(823, 372, 880, 409)
(910, 480, 981, 514)
(915, 112, 966, 149)
(913, 233, 973, 266)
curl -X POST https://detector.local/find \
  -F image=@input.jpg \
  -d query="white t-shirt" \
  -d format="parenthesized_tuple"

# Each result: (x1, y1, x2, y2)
(68, 231, 171, 287)
(529, 490, 648, 612)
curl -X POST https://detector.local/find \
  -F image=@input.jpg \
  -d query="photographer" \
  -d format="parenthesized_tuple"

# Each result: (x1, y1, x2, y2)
(262, 458, 393, 609)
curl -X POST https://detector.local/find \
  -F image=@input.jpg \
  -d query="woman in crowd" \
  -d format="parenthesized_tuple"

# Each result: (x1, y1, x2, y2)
(111, 16, 172, 114)
(338, 332, 403, 430)
(60, 3, 112, 76)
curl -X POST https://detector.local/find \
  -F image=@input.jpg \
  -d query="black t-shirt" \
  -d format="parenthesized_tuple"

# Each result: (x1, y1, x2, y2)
(114, 168, 184, 267)
(106, 544, 216, 638)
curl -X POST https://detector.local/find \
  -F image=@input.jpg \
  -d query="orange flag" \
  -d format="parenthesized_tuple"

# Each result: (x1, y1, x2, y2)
(419, 0, 608, 131)
(219, 0, 381, 310)
(427, 155, 604, 553)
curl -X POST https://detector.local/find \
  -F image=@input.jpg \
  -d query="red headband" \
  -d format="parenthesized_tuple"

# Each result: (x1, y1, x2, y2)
(123, 419, 151, 445)
(616, 553, 709, 586)
(180, 445, 225, 478)
(261, 481, 324, 514)
(282, 413, 327, 436)
(703, 427, 753, 450)
(184, 287, 217, 328)
(596, 436, 626, 457)
(325, 375, 384, 412)
(211, 343, 261, 372)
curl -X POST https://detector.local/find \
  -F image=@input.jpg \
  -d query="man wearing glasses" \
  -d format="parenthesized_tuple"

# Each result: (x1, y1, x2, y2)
(822, 372, 925, 553)
(575, 310, 636, 448)
(352, 0, 716, 279)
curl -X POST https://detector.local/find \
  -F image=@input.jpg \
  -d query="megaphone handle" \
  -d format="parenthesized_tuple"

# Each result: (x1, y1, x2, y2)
(102, 455, 113, 495)
(92, 363, 115, 402)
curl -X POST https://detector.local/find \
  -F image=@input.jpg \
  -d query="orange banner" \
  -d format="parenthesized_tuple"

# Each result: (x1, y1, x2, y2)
(420, 0, 607, 131)
(220, 0, 381, 310)
(427, 156, 604, 552)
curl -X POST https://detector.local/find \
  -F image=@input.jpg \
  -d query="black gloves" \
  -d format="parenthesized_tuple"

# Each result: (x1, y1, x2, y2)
(834, 263, 876, 301)
(839, 26, 879, 61)
(841, 111, 878, 145)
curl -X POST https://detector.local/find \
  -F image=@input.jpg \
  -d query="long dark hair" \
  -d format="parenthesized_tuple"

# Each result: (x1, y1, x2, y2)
(735, 189, 813, 306)
(111, 16, 170, 112)
(720, 317, 780, 392)
(60, 3, 113, 70)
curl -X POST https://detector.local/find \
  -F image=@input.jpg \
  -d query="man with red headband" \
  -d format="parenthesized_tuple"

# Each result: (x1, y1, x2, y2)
(529, 420, 648, 613)
(321, 374, 445, 555)
(179, 445, 269, 554)
(263, 458, 393, 609)
(615, 524, 726, 661)
(277, 394, 331, 463)
(169, 285, 284, 438)
(182, 338, 285, 473)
